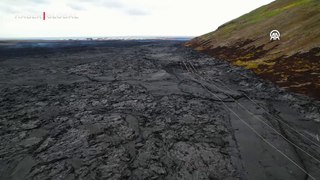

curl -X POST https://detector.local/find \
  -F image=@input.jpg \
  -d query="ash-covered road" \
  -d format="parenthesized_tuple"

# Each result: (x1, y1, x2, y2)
(0, 41, 319, 180)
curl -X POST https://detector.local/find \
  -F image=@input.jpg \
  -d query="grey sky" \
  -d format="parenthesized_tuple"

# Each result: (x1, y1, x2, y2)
(0, 0, 274, 38)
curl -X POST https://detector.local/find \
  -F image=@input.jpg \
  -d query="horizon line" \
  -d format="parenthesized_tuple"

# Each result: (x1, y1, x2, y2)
(0, 35, 196, 41)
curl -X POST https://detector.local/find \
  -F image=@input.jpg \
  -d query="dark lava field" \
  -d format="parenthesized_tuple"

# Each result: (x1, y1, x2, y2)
(0, 40, 319, 180)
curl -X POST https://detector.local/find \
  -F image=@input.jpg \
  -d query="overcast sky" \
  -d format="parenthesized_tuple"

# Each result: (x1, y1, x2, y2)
(0, 0, 274, 38)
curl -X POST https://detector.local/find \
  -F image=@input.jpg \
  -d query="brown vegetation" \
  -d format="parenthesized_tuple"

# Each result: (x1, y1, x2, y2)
(185, 0, 320, 99)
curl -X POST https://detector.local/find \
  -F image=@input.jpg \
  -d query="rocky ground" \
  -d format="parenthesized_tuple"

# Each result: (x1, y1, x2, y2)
(0, 40, 319, 180)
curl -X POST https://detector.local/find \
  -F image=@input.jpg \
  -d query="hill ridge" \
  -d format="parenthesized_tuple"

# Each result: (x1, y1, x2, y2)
(186, 0, 320, 99)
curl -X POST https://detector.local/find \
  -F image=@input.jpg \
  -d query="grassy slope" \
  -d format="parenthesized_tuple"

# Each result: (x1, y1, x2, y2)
(186, 0, 320, 99)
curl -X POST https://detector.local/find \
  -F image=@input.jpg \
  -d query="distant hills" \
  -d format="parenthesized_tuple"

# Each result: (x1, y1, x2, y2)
(186, 0, 320, 99)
